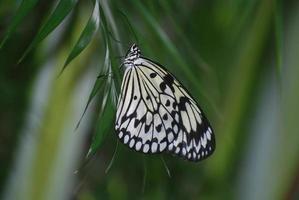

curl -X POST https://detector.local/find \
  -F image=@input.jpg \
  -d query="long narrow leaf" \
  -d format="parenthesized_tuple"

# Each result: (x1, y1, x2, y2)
(0, 0, 40, 49)
(75, 74, 106, 130)
(99, 4, 122, 94)
(76, 39, 111, 130)
(131, 0, 217, 114)
(86, 87, 115, 158)
(86, 40, 113, 157)
(117, 9, 139, 44)
(60, 0, 100, 74)
(19, 0, 79, 63)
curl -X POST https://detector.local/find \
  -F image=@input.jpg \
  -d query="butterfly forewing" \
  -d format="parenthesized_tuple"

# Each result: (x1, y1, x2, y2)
(115, 45, 215, 161)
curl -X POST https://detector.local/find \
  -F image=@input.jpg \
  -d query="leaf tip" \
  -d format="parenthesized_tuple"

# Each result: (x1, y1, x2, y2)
(0, 37, 7, 49)
(86, 148, 93, 159)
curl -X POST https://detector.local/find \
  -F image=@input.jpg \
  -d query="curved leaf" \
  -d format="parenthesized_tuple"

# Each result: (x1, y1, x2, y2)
(75, 74, 106, 130)
(131, 0, 213, 106)
(19, 0, 79, 63)
(75, 39, 112, 130)
(0, 0, 40, 49)
(86, 87, 115, 158)
(99, 4, 122, 96)
(86, 42, 114, 158)
(117, 9, 139, 45)
(60, 0, 100, 74)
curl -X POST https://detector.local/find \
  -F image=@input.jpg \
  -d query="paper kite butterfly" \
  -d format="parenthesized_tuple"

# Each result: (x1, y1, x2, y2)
(115, 44, 215, 162)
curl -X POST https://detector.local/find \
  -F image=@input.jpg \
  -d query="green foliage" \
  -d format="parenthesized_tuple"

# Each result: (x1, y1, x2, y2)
(0, 0, 40, 48)
(1, 0, 298, 200)
(61, 0, 100, 74)
(19, 0, 79, 62)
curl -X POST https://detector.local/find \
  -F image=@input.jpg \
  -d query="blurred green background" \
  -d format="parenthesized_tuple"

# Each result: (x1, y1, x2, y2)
(1, 0, 299, 199)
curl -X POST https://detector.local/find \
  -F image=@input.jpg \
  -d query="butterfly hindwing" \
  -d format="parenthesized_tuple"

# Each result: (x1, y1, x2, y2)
(115, 45, 215, 162)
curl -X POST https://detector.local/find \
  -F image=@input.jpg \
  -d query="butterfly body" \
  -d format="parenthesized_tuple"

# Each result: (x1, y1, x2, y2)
(115, 44, 215, 162)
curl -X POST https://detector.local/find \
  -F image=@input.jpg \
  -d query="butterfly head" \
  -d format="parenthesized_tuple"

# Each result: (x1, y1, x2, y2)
(124, 44, 141, 68)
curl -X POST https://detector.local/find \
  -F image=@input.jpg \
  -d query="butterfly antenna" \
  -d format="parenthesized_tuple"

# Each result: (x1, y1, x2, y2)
(105, 140, 119, 174)
(160, 156, 171, 178)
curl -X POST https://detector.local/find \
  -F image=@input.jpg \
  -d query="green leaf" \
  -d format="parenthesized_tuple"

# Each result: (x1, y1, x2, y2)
(60, 0, 100, 74)
(87, 87, 115, 158)
(117, 9, 139, 44)
(99, 5, 122, 96)
(85, 41, 114, 158)
(108, 49, 122, 96)
(75, 38, 113, 130)
(0, 0, 40, 49)
(131, 0, 217, 113)
(18, 0, 79, 63)
(75, 74, 106, 130)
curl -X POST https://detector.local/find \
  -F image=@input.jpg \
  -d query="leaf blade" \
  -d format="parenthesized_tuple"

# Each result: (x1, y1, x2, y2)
(87, 87, 115, 158)
(75, 74, 106, 130)
(0, 0, 40, 49)
(60, 0, 100, 74)
(18, 0, 79, 63)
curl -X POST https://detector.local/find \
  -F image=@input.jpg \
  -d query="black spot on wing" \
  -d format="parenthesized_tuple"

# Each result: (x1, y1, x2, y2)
(159, 82, 166, 91)
(163, 113, 168, 120)
(163, 73, 174, 84)
(165, 99, 170, 107)
(150, 72, 157, 78)
(172, 102, 177, 109)
(163, 74, 175, 93)
(178, 96, 189, 111)
(134, 119, 140, 128)
(145, 124, 151, 133)
(155, 124, 162, 132)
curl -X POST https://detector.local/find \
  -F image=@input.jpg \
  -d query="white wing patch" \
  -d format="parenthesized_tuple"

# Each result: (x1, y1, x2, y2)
(115, 53, 215, 162)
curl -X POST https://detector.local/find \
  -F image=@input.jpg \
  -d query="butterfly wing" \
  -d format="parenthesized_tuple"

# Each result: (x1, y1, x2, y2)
(115, 57, 215, 161)
(115, 64, 170, 154)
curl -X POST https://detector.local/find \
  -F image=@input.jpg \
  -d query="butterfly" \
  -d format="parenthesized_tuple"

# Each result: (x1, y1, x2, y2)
(115, 44, 215, 161)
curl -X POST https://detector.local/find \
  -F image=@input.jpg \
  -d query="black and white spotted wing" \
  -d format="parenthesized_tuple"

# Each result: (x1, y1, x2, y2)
(115, 44, 215, 161)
